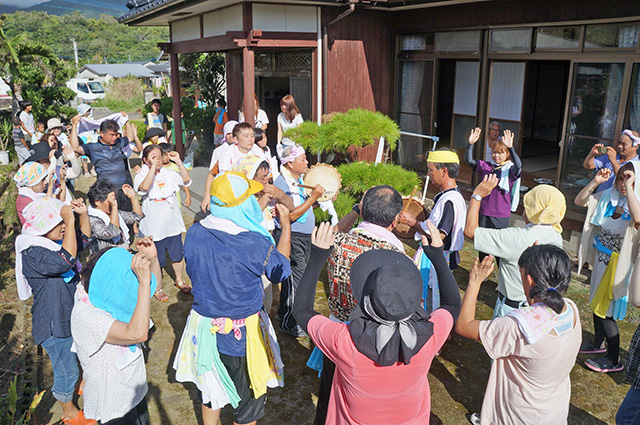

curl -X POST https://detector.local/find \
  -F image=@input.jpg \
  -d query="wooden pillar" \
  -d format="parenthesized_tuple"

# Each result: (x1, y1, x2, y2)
(474, 29, 491, 186)
(242, 47, 255, 126)
(170, 52, 184, 157)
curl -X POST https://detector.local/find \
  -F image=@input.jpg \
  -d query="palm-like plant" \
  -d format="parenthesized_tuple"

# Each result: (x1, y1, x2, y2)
(0, 119, 13, 152)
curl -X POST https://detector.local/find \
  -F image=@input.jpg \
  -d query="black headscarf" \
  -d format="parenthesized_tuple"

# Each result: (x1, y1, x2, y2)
(347, 250, 434, 366)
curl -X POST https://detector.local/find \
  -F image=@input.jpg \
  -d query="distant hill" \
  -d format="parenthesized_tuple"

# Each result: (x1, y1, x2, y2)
(3, 11, 168, 64)
(0, 0, 127, 17)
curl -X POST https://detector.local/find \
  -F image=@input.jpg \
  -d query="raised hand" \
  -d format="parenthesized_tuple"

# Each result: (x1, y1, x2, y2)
(275, 204, 290, 223)
(70, 198, 88, 215)
(168, 151, 182, 164)
(59, 165, 68, 181)
(131, 253, 152, 285)
(62, 146, 75, 160)
(594, 168, 611, 184)
(136, 236, 158, 261)
(502, 129, 514, 148)
(421, 220, 443, 248)
(474, 174, 499, 198)
(311, 222, 335, 250)
(121, 184, 136, 199)
(468, 127, 482, 145)
(624, 169, 636, 187)
(59, 205, 75, 224)
(468, 255, 495, 286)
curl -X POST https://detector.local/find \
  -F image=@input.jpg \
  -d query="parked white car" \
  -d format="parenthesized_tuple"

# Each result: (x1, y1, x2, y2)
(66, 78, 106, 103)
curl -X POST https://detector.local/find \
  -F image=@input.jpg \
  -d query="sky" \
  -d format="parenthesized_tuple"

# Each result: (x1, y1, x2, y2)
(0, 0, 128, 16)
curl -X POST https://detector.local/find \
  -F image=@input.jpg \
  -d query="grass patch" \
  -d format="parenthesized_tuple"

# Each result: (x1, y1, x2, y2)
(93, 76, 145, 113)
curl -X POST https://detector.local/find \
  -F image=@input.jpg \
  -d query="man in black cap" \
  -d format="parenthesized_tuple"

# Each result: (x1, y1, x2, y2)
(293, 221, 461, 425)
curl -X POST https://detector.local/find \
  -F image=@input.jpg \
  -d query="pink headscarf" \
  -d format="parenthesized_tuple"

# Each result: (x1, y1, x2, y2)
(622, 129, 640, 147)
(279, 145, 305, 165)
(21, 197, 65, 236)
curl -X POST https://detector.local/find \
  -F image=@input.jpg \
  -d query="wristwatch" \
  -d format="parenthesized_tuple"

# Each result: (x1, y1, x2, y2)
(471, 194, 483, 202)
(352, 203, 361, 215)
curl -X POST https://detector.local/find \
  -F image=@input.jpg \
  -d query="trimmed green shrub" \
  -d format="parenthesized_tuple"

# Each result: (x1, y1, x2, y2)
(337, 162, 421, 197)
(284, 108, 399, 156)
(312, 162, 421, 224)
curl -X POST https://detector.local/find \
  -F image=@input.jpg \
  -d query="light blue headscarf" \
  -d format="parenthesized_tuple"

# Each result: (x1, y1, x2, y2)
(591, 161, 640, 226)
(89, 247, 158, 325)
(210, 194, 275, 244)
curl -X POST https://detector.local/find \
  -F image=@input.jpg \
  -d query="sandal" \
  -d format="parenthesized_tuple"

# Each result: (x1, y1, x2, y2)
(62, 410, 96, 425)
(154, 289, 169, 302)
(174, 280, 192, 294)
(585, 357, 624, 373)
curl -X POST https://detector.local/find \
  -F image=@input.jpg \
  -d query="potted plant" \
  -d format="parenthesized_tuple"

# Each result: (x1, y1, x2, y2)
(0, 118, 13, 165)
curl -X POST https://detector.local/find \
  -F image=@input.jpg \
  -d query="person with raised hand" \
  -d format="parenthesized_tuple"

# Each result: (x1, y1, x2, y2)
(465, 179, 566, 320)
(575, 161, 640, 372)
(15, 197, 94, 425)
(293, 220, 460, 425)
(466, 128, 522, 263)
(583, 130, 640, 193)
(175, 171, 292, 425)
(71, 236, 160, 425)
(456, 245, 581, 425)
(134, 144, 192, 299)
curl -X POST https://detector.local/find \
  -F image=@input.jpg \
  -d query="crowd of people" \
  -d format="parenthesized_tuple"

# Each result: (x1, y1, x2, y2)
(10, 94, 640, 425)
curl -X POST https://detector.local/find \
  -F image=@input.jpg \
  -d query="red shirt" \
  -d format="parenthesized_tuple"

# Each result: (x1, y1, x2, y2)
(307, 309, 453, 425)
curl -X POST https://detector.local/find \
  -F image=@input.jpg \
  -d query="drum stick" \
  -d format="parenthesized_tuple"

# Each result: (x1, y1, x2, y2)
(294, 183, 317, 190)
(402, 186, 418, 212)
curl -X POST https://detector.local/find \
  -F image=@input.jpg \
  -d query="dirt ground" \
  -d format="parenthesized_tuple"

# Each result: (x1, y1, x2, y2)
(1, 173, 637, 424)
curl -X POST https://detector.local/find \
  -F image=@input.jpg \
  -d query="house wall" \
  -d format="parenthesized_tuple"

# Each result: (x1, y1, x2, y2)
(252, 4, 317, 32)
(323, 8, 395, 116)
(171, 16, 201, 42)
(390, 0, 639, 32)
(203, 5, 243, 37)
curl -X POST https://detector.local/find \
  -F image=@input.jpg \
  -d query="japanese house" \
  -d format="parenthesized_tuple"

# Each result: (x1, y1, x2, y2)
(120, 0, 640, 227)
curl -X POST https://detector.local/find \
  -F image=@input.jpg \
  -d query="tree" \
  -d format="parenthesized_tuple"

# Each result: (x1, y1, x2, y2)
(179, 52, 225, 107)
(0, 38, 76, 120)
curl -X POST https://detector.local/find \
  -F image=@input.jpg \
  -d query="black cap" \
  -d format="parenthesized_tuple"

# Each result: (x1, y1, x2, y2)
(143, 127, 166, 142)
(350, 250, 423, 321)
(25, 142, 51, 163)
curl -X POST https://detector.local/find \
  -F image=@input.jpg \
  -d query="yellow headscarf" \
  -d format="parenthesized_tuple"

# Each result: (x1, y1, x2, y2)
(427, 150, 459, 164)
(523, 185, 566, 233)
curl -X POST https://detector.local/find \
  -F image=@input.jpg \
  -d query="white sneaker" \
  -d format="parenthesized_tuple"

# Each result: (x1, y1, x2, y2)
(469, 413, 481, 425)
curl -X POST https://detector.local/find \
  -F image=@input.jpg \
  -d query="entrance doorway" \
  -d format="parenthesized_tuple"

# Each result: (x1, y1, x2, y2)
(520, 60, 570, 186)
(254, 50, 312, 152)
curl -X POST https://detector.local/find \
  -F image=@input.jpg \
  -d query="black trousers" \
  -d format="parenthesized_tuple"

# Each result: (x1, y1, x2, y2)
(314, 354, 336, 425)
(273, 229, 311, 331)
(100, 398, 149, 425)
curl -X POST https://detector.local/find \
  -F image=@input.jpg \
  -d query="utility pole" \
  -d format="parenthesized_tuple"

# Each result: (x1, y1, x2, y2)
(71, 38, 79, 68)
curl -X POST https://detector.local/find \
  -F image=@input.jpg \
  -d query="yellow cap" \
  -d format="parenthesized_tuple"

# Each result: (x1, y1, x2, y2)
(210, 171, 263, 208)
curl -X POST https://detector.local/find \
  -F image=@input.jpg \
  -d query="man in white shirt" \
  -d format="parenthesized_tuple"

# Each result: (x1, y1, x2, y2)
(200, 122, 266, 212)
(19, 100, 36, 144)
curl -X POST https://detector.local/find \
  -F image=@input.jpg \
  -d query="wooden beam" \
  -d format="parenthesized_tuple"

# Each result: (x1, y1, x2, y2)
(242, 47, 255, 126)
(170, 52, 184, 157)
(243, 3, 253, 33)
(159, 31, 318, 54)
